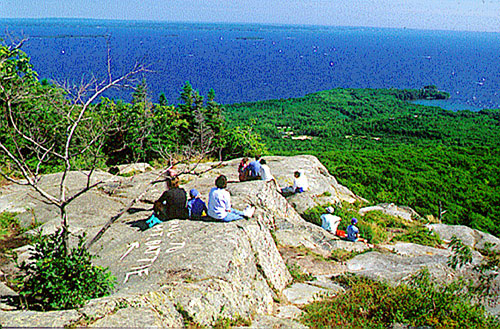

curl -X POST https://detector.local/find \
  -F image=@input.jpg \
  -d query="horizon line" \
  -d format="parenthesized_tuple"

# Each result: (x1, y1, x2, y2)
(1, 17, 498, 34)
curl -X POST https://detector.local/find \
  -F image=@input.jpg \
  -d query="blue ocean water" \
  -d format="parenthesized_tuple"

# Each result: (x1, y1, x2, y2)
(1, 18, 499, 110)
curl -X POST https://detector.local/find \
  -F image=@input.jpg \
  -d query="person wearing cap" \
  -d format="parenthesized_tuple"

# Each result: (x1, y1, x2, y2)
(207, 175, 256, 222)
(187, 188, 208, 220)
(320, 206, 342, 234)
(347, 217, 366, 242)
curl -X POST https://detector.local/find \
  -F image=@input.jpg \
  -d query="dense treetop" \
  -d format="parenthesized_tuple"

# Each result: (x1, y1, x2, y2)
(225, 87, 500, 236)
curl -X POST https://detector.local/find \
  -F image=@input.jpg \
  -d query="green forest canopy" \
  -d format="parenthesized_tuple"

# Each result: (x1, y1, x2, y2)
(225, 87, 500, 236)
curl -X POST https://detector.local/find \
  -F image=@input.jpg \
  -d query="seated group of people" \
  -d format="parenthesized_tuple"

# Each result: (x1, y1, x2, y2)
(149, 174, 255, 227)
(238, 156, 275, 182)
(320, 206, 366, 242)
(148, 160, 366, 243)
(238, 156, 309, 195)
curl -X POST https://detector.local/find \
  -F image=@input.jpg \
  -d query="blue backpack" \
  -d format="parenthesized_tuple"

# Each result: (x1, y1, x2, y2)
(146, 213, 162, 228)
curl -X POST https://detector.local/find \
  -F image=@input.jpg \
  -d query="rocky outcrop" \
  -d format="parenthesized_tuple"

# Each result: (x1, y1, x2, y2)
(346, 242, 482, 284)
(358, 203, 421, 221)
(0, 155, 499, 326)
(429, 223, 500, 252)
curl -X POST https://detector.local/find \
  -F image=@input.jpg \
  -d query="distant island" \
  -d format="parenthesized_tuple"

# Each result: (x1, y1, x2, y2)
(236, 36, 265, 40)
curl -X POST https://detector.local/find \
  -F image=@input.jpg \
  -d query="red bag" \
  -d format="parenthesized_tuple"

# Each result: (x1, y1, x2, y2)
(336, 229, 346, 238)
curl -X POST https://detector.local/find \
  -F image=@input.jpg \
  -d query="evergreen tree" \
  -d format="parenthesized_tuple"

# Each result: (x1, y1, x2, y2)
(158, 92, 168, 106)
(132, 78, 150, 105)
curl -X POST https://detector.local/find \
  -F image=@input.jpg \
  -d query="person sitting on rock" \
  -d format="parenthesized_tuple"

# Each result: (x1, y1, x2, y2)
(187, 188, 207, 220)
(281, 170, 309, 195)
(320, 206, 342, 234)
(238, 157, 250, 182)
(245, 156, 262, 181)
(346, 217, 366, 243)
(259, 159, 279, 186)
(154, 177, 189, 220)
(207, 175, 255, 222)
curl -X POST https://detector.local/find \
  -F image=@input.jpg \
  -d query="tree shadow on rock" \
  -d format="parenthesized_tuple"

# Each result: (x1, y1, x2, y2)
(127, 207, 151, 214)
(127, 218, 151, 231)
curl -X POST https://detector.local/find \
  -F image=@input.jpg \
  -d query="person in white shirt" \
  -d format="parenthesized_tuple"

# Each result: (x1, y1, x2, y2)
(320, 206, 342, 233)
(292, 170, 309, 193)
(281, 170, 309, 195)
(208, 175, 255, 222)
(259, 159, 279, 185)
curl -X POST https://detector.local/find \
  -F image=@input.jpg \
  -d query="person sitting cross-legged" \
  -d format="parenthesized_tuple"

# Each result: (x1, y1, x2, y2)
(320, 206, 342, 234)
(281, 170, 309, 196)
(207, 175, 255, 222)
(245, 156, 262, 181)
(187, 188, 208, 220)
(153, 176, 189, 221)
(346, 217, 367, 243)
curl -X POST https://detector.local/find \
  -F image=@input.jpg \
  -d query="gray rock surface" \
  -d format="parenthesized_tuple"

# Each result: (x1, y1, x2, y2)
(347, 250, 453, 284)
(307, 276, 345, 294)
(89, 307, 160, 328)
(429, 223, 500, 252)
(283, 283, 333, 305)
(0, 309, 81, 327)
(359, 203, 421, 221)
(90, 219, 276, 326)
(0, 282, 16, 297)
(275, 304, 304, 320)
(347, 242, 483, 285)
(116, 162, 153, 175)
(245, 315, 309, 329)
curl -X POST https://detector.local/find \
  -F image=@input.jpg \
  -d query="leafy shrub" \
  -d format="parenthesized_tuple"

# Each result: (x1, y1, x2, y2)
(303, 205, 331, 226)
(393, 225, 442, 247)
(0, 212, 19, 239)
(287, 264, 315, 283)
(301, 270, 499, 329)
(448, 236, 500, 302)
(213, 314, 251, 329)
(17, 229, 115, 310)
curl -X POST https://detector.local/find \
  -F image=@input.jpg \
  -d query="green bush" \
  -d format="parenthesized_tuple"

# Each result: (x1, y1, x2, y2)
(301, 270, 499, 329)
(394, 225, 442, 247)
(302, 205, 331, 226)
(0, 212, 19, 239)
(213, 314, 251, 329)
(287, 264, 315, 283)
(17, 229, 115, 310)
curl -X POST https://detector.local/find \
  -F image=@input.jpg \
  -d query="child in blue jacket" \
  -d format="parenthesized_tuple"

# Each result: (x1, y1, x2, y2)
(187, 188, 208, 219)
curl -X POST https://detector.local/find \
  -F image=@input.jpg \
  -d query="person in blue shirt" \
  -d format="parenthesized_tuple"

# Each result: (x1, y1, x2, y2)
(346, 218, 366, 242)
(245, 156, 262, 181)
(187, 188, 208, 220)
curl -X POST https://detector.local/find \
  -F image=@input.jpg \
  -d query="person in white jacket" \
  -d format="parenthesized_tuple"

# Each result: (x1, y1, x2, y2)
(320, 206, 342, 234)
(207, 175, 255, 222)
